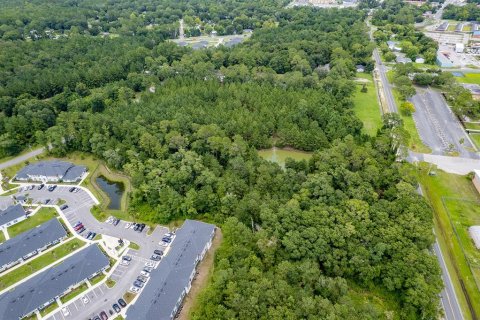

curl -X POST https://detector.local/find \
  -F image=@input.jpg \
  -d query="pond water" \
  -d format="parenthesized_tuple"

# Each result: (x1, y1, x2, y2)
(95, 175, 124, 210)
(258, 147, 312, 167)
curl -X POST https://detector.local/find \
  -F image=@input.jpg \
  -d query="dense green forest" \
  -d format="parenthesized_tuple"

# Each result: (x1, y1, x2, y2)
(442, 3, 480, 21)
(0, 1, 442, 318)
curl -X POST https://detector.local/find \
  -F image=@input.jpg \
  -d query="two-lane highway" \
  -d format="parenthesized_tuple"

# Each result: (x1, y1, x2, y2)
(373, 48, 398, 113)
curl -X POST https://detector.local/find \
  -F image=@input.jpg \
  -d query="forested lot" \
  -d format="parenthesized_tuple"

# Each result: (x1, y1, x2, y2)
(442, 3, 480, 21)
(0, 2, 442, 318)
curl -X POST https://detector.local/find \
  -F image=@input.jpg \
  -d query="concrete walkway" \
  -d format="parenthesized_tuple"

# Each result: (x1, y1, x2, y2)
(408, 151, 480, 175)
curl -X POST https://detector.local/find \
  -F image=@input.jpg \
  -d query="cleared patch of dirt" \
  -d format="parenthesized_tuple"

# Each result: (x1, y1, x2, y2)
(177, 228, 223, 320)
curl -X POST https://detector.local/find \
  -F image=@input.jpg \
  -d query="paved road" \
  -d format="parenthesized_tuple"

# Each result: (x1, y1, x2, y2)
(410, 88, 478, 158)
(434, 242, 464, 320)
(14, 185, 169, 320)
(409, 151, 480, 175)
(373, 48, 398, 113)
(0, 147, 44, 170)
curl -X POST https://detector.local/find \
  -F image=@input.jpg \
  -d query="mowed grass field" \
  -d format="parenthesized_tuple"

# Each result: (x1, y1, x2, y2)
(456, 73, 480, 84)
(352, 73, 383, 136)
(8, 207, 58, 238)
(420, 167, 480, 319)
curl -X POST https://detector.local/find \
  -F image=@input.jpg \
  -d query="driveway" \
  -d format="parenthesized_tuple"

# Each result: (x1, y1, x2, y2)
(0, 147, 44, 170)
(14, 185, 170, 319)
(410, 88, 478, 158)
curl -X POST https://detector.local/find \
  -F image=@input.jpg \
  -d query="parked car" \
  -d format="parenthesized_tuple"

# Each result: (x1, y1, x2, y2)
(60, 204, 68, 210)
(99, 311, 108, 320)
(88, 232, 96, 240)
(140, 271, 150, 277)
(161, 237, 172, 243)
(112, 304, 121, 313)
(129, 286, 140, 293)
(133, 224, 140, 231)
(133, 280, 144, 288)
(109, 310, 114, 316)
(38, 184, 45, 190)
(137, 275, 148, 283)
(123, 255, 132, 261)
(150, 254, 161, 261)
(73, 221, 82, 228)
(69, 187, 76, 192)
(138, 223, 146, 232)
(44, 199, 50, 204)
(48, 185, 57, 192)
(143, 267, 153, 273)
(113, 219, 120, 226)
(92, 316, 101, 320)
(154, 249, 164, 256)
(118, 298, 127, 308)
(77, 227, 86, 234)
(61, 307, 70, 316)
(74, 223, 84, 231)
(85, 231, 92, 238)
(29, 185, 35, 190)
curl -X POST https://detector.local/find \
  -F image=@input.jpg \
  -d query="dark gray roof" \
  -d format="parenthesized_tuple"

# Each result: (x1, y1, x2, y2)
(62, 165, 87, 181)
(0, 244, 109, 319)
(0, 204, 26, 226)
(126, 220, 215, 320)
(0, 218, 67, 267)
(224, 37, 243, 47)
(15, 160, 86, 181)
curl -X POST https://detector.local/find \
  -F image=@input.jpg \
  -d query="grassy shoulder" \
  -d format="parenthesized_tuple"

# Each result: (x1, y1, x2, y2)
(419, 166, 480, 319)
(8, 207, 58, 238)
(456, 73, 480, 85)
(0, 238, 85, 290)
(128, 242, 140, 250)
(352, 73, 383, 136)
(470, 134, 480, 149)
(0, 231, 4, 243)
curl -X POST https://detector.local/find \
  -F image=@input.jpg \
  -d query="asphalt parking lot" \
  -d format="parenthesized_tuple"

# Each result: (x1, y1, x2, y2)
(14, 184, 170, 319)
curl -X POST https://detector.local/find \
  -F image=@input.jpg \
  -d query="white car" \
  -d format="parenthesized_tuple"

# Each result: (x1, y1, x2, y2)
(129, 286, 140, 293)
(125, 222, 131, 229)
(62, 307, 70, 316)
(82, 295, 89, 304)
(106, 216, 114, 224)
(145, 261, 155, 268)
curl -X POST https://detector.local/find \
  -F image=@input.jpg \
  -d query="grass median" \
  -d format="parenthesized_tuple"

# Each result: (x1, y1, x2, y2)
(353, 73, 383, 136)
(8, 207, 58, 238)
(60, 282, 88, 304)
(0, 238, 85, 290)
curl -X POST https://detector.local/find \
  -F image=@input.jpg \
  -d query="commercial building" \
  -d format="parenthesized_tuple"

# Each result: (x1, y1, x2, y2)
(15, 160, 87, 183)
(0, 204, 27, 230)
(0, 244, 109, 319)
(436, 52, 454, 68)
(126, 220, 216, 320)
(455, 43, 465, 53)
(0, 218, 67, 272)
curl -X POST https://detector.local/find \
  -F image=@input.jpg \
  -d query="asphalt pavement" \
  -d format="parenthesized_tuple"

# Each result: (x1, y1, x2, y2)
(0, 147, 44, 170)
(410, 88, 478, 158)
(373, 48, 398, 113)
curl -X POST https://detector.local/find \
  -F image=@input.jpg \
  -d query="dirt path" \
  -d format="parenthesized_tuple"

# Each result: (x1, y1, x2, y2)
(178, 228, 223, 320)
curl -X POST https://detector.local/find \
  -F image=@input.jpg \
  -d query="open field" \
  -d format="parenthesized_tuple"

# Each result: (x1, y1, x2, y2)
(353, 73, 383, 136)
(420, 167, 480, 319)
(456, 73, 480, 85)
(8, 207, 58, 238)
(470, 133, 480, 149)
(0, 232, 4, 243)
(0, 238, 85, 290)
(171, 33, 251, 49)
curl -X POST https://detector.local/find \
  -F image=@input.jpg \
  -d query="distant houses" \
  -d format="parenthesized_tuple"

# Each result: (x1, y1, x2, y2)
(15, 160, 86, 183)
(436, 52, 454, 68)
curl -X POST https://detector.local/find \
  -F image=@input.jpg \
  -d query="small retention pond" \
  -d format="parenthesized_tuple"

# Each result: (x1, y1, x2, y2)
(95, 175, 124, 210)
(258, 147, 312, 167)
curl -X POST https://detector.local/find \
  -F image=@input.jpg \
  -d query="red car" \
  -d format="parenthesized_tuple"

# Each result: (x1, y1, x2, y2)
(100, 311, 108, 320)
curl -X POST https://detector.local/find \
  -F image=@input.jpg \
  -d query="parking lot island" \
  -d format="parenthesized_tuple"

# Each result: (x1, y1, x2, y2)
(125, 220, 215, 320)
(0, 244, 109, 319)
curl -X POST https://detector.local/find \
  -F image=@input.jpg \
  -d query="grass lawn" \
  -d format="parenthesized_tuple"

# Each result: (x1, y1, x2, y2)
(464, 24, 473, 32)
(470, 134, 480, 149)
(456, 73, 480, 85)
(40, 301, 59, 317)
(464, 123, 480, 130)
(90, 273, 106, 285)
(129, 242, 140, 250)
(8, 207, 58, 238)
(419, 167, 480, 319)
(353, 73, 383, 136)
(61, 282, 88, 304)
(106, 278, 116, 288)
(0, 238, 85, 290)
(124, 292, 136, 304)
(0, 231, 5, 243)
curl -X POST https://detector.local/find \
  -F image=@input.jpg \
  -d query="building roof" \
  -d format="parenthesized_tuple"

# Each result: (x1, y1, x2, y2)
(15, 160, 86, 181)
(0, 244, 109, 319)
(469, 226, 480, 249)
(126, 220, 215, 320)
(473, 30, 480, 37)
(0, 204, 26, 226)
(0, 218, 66, 267)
